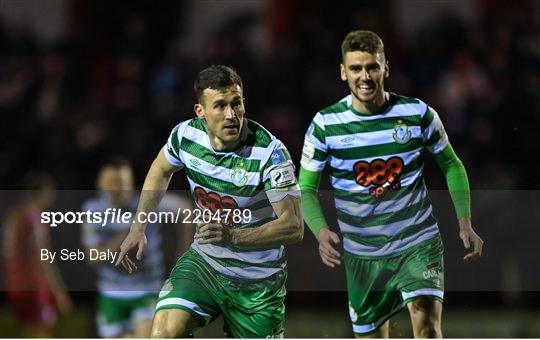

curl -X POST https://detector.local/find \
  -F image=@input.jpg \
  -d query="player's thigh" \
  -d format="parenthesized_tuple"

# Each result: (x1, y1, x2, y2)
(155, 249, 222, 333)
(151, 309, 200, 338)
(222, 272, 287, 338)
(345, 252, 403, 337)
(224, 301, 285, 338)
(397, 236, 444, 305)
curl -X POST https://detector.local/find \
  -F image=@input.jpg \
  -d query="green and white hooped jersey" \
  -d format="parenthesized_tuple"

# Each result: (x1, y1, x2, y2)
(163, 118, 300, 280)
(301, 92, 449, 258)
(81, 196, 164, 298)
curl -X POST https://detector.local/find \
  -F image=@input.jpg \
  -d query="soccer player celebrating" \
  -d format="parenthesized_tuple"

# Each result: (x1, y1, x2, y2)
(299, 30, 483, 338)
(116, 65, 303, 338)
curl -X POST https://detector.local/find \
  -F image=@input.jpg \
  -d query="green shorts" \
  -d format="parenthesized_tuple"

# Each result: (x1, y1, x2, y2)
(156, 248, 286, 338)
(97, 293, 156, 337)
(345, 236, 444, 335)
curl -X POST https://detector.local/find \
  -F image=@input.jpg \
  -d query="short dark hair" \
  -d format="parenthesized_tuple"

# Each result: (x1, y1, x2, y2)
(193, 65, 243, 103)
(341, 30, 385, 60)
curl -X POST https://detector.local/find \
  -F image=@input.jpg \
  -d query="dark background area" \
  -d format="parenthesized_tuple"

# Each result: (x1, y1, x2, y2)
(0, 0, 539, 337)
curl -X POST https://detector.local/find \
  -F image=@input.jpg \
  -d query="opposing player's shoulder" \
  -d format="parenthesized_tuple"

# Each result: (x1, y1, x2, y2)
(245, 118, 274, 148)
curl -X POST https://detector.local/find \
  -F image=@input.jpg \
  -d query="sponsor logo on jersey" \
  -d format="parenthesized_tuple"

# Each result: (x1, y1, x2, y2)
(423, 262, 443, 285)
(392, 120, 412, 144)
(193, 187, 239, 226)
(230, 161, 248, 187)
(340, 136, 356, 146)
(301, 138, 315, 162)
(353, 157, 404, 197)
(190, 159, 201, 168)
(270, 150, 287, 165)
(422, 268, 442, 280)
(270, 164, 296, 188)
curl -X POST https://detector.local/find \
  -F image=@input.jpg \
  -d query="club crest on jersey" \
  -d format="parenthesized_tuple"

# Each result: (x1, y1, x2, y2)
(392, 120, 412, 144)
(231, 161, 248, 187)
(159, 280, 173, 298)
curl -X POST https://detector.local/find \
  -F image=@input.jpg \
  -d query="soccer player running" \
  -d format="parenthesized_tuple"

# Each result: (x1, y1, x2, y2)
(116, 65, 303, 338)
(82, 160, 191, 337)
(299, 30, 483, 338)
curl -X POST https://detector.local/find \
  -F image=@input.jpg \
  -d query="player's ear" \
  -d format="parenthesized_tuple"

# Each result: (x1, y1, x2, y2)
(384, 60, 390, 78)
(194, 103, 205, 119)
(340, 63, 347, 81)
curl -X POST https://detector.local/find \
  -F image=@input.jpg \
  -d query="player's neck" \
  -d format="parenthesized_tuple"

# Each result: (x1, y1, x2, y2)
(208, 133, 241, 152)
(351, 93, 387, 114)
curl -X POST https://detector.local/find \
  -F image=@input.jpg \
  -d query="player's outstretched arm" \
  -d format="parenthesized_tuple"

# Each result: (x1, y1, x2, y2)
(433, 144, 483, 261)
(116, 147, 180, 270)
(195, 194, 303, 248)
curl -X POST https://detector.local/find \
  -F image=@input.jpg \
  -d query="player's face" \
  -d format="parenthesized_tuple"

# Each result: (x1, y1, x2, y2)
(195, 85, 245, 151)
(97, 166, 134, 206)
(341, 51, 389, 112)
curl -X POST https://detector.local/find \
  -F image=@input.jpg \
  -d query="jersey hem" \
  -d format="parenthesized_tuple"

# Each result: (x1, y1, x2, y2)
(343, 234, 441, 260)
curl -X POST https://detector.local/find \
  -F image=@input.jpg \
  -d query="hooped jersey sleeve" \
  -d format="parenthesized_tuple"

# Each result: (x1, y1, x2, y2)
(163, 123, 186, 169)
(300, 112, 328, 172)
(261, 139, 300, 203)
(421, 106, 449, 154)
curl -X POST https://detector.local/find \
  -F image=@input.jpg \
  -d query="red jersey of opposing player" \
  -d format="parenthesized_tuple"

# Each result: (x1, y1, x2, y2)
(3, 202, 56, 327)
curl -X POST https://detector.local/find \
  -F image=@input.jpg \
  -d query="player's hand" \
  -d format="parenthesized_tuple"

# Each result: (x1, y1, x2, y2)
(317, 227, 342, 268)
(458, 218, 483, 262)
(195, 223, 232, 245)
(115, 228, 147, 273)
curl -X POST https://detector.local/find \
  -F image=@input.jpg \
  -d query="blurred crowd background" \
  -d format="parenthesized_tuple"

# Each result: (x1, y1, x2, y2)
(1, 0, 539, 189)
(1, 0, 540, 337)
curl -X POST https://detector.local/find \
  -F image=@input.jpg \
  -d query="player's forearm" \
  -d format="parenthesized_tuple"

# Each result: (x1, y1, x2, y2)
(299, 167, 329, 237)
(231, 200, 303, 247)
(433, 144, 471, 219)
(131, 159, 174, 232)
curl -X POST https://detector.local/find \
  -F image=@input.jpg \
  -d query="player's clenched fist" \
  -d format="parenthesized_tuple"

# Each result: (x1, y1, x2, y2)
(195, 223, 233, 246)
